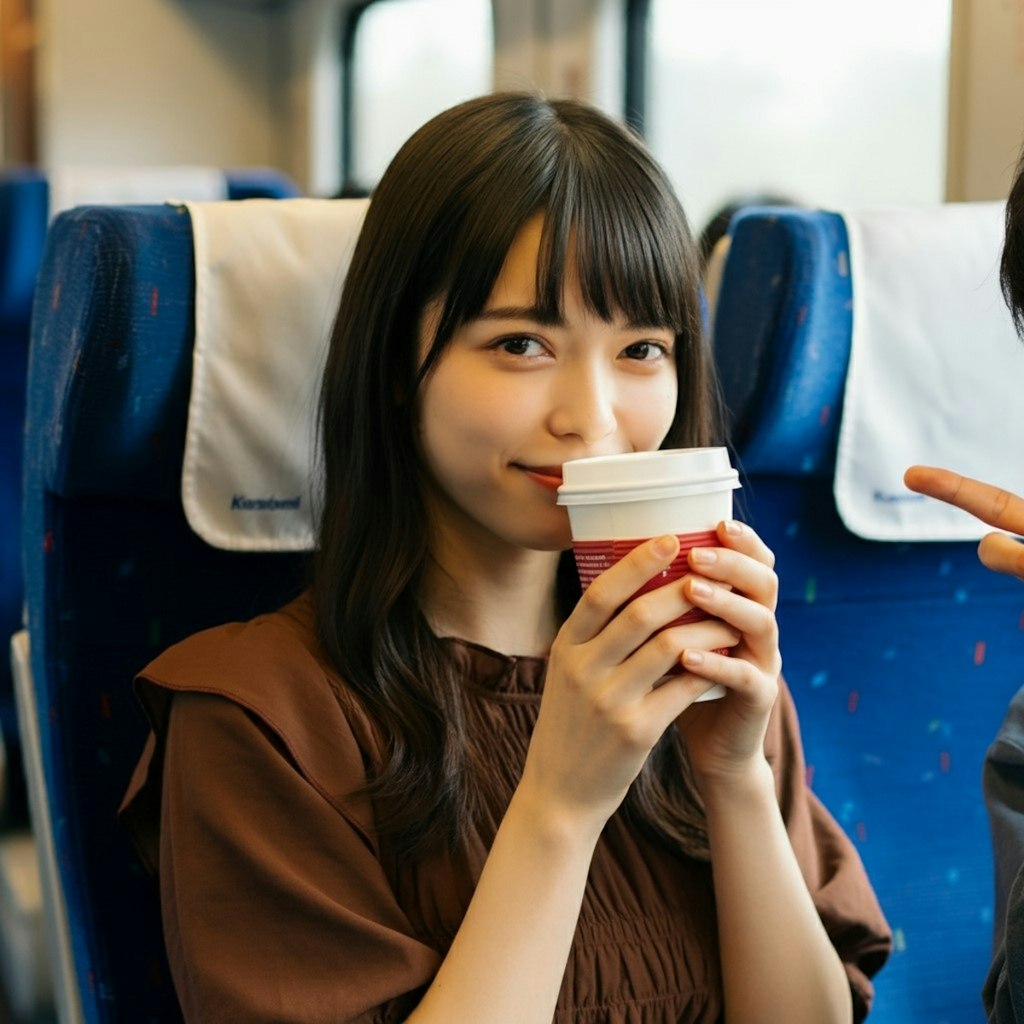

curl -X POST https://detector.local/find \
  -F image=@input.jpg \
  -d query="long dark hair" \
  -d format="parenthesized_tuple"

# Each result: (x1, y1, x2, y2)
(313, 93, 723, 861)
(1003, 144, 1024, 338)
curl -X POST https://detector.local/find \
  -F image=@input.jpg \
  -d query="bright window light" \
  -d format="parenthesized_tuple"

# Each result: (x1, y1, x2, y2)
(350, 0, 494, 189)
(646, 0, 952, 238)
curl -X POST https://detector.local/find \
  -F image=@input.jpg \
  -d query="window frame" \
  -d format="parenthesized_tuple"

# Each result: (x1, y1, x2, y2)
(623, 0, 650, 136)
(339, 0, 496, 195)
(339, 0, 377, 193)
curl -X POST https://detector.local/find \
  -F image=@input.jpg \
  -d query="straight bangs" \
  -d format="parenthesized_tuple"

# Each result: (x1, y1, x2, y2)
(415, 108, 702, 404)
(534, 155, 695, 336)
(413, 181, 553, 385)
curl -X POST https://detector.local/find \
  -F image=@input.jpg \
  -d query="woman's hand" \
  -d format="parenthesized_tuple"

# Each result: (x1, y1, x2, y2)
(674, 523, 851, 1024)
(671, 519, 782, 789)
(521, 534, 741, 836)
(904, 465, 1024, 581)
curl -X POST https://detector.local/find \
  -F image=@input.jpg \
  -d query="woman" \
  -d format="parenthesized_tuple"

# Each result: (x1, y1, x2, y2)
(121, 93, 891, 1023)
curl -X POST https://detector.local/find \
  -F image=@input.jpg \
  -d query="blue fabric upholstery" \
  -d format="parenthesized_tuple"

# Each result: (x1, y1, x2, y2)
(0, 172, 48, 798)
(0, 167, 299, 824)
(21, 205, 306, 1022)
(0, 166, 300, 342)
(715, 207, 1024, 1023)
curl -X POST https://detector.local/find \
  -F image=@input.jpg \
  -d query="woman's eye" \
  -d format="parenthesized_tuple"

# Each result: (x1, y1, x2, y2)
(495, 336, 543, 357)
(623, 340, 669, 361)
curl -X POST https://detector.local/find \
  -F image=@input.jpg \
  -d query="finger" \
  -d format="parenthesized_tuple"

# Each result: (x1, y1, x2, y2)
(684, 577, 780, 665)
(642, 670, 722, 724)
(715, 519, 775, 569)
(610, 616, 740, 694)
(590, 582, 696, 668)
(978, 532, 1024, 581)
(687, 544, 778, 610)
(679, 648, 779, 709)
(562, 534, 680, 643)
(595, 561, 743, 668)
(904, 466, 1024, 536)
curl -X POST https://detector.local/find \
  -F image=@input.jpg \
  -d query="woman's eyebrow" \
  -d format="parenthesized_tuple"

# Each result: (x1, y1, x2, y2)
(475, 305, 671, 332)
(475, 305, 563, 326)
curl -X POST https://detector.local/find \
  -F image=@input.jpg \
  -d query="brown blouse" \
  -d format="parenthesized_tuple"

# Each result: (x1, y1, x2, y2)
(120, 592, 891, 1024)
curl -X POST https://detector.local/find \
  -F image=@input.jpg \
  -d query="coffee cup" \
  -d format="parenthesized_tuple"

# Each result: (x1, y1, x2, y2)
(556, 447, 740, 701)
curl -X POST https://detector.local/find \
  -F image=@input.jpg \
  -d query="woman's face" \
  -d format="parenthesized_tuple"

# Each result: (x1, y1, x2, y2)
(416, 212, 679, 556)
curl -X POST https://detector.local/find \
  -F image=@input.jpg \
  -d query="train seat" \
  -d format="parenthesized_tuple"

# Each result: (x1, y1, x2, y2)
(20, 193, 1018, 1022)
(0, 166, 302, 825)
(713, 204, 1024, 1023)
(0, 167, 301, 1024)
(15, 195, 360, 1022)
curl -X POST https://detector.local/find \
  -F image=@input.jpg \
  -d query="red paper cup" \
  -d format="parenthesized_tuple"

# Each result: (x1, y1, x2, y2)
(558, 449, 740, 699)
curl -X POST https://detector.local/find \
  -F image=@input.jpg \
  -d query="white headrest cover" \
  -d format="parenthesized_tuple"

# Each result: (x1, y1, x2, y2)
(181, 197, 370, 551)
(835, 202, 1024, 540)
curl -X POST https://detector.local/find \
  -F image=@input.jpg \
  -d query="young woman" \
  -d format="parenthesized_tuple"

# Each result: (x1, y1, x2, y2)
(121, 93, 891, 1023)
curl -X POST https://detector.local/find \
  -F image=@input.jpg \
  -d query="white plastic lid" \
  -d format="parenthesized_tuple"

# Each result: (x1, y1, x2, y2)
(556, 447, 739, 506)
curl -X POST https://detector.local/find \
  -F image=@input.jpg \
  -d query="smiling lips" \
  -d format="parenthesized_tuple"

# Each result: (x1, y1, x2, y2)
(517, 464, 564, 491)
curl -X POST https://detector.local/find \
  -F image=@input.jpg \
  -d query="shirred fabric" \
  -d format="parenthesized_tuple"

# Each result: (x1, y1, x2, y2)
(120, 592, 891, 1023)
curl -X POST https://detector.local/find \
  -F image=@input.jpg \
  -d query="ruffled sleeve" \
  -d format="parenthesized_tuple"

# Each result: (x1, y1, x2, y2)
(765, 677, 893, 1021)
(119, 603, 441, 1023)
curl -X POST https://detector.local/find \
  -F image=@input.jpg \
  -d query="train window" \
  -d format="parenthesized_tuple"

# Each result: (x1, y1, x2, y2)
(343, 0, 494, 192)
(639, 0, 952, 236)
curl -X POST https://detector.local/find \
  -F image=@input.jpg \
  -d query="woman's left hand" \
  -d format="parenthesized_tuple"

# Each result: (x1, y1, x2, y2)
(672, 519, 781, 787)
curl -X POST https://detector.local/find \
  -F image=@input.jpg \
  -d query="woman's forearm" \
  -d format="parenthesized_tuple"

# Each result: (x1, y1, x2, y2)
(701, 759, 852, 1024)
(405, 785, 601, 1024)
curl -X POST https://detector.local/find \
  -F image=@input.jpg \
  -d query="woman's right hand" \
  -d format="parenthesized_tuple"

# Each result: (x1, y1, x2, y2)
(519, 535, 738, 836)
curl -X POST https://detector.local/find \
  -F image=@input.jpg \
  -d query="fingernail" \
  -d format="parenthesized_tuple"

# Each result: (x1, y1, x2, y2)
(724, 520, 743, 535)
(690, 580, 713, 599)
(690, 548, 716, 565)
(682, 650, 704, 667)
(653, 535, 677, 558)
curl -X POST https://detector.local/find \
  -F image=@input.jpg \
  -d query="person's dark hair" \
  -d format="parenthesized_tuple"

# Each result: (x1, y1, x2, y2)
(313, 92, 722, 862)
(1002, 146, 1024, 337)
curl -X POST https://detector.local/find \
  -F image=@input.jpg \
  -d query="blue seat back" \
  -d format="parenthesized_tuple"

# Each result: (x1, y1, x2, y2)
(715, 207, 1024, 1023)
(21, 204, 307, 1022)
(0, 168, 300, 727)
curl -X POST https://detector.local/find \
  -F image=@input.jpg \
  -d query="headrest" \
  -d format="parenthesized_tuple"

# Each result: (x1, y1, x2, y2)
(27, 204, 198, 503)
(834, 203, 1024, 540)
(0, 166, 297, 332)
(715, 204, 1024, 541)
(28, 196, 342, 519)
(181, 198, 370, 551)
(713, 207, 852, 478)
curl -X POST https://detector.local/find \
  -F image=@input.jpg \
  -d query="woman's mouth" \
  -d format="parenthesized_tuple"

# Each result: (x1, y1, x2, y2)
(516, 464, 564, 491)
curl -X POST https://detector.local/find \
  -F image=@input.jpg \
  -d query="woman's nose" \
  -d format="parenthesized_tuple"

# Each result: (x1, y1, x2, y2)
(547, 371, 617, 444)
